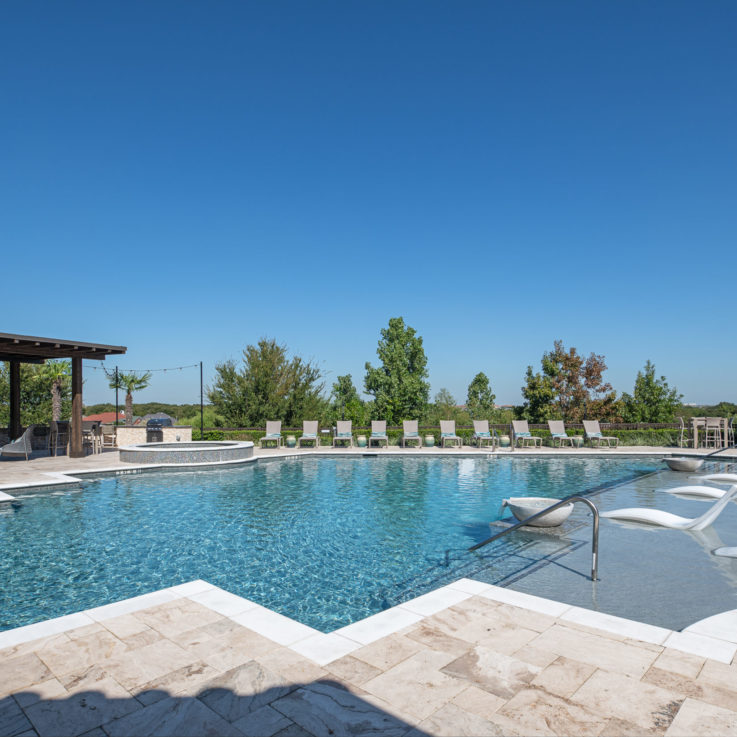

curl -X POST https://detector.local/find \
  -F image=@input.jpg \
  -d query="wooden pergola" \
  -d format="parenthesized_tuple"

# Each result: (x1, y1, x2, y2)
(0, 332, 127, 458)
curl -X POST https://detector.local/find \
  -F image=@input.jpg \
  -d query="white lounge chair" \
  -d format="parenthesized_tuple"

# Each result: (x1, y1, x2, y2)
(583, 420, 619, 448)
(512, 420, 542, 448)
(297, 421, 319, 448)
(401, 420, 422, 448)
(259, 421, 283, 448)
(661, 473, 737, 500)
(440, 420, 462, 449)
(368, 420, 388, 449)
(0, 425, 35, 460)
(602, 484, 737, 530)
(472, 420, 495, 449)
(333, 421, 353, 448)
(547, 420, 576, 447)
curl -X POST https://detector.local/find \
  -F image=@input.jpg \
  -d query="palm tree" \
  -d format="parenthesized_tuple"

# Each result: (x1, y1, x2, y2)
(43, 360, 71, 422)
(108, 371, 152, 425)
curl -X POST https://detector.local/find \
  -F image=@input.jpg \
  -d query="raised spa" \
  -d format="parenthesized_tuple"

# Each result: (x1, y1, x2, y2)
(119, 440, 254, 465)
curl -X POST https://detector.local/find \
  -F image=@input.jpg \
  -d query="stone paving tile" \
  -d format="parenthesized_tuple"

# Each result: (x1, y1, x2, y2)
(0, 695, 33, 737)
(231, 704, 293, 737)
(645, 664, 737, 713)
(598, 717, 664, 736)
(57, 665, 110, 692)
(652, 649, 705, 680)
(254, 647, 329, 686)
(103, 695, 242, 737)
(325, 655, 382, 686)
(133, 599, 224, 639)
(36, 630, 128, 678)
(101, 613, 155, 640)
(450, 685, 505, 719)
(361, 650, 468, 721)
(271, 681, 410, 737)
(698, 658, 737, 691)
(0, 653, 52, 698)
(272, 722, 314, 737)
(134, 661, 221, 705)
(12, 679, 67, 708)
(188, 626, 280, 671)
(98, 638, 198, 692)
(0, 633, 70, 662)
(404, 621, 474, 657)
(24, 677, 138, 737)
(350, 633, 426, 671)
(497, 687, 609, 736)
(571, 669, 684, 733)
(440, 645, 542, 700)
(416, 702, 503, 736)
(665, 698, 737, 736)
(531, 655, 597, 699)
(510, 645, 559, 669)
(531, 624, 660, 678)
(198, 660, 295, 723)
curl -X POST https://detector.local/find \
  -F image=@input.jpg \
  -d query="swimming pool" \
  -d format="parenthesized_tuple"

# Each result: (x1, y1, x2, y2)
(0, 455, 664, 633)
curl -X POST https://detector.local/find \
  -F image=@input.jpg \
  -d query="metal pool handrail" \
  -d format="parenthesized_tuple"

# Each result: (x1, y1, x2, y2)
(468, 496, 600, 581)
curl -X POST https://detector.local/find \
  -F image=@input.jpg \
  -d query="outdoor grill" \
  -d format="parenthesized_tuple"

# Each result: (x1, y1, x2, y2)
(145, 417, 172, 443)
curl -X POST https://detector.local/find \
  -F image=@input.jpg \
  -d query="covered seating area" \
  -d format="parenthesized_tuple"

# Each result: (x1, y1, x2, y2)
(1, 332, 126, 459)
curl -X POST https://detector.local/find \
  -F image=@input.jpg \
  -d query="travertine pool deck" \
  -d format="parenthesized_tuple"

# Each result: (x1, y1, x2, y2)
(2, 579, 737, 736)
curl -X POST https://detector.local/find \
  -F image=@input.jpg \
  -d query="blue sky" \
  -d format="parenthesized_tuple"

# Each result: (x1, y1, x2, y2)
(2, 1, 735, 406)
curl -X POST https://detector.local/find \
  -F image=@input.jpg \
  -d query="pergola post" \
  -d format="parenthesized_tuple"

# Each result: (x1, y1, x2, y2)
(70, 356, 84, 458)
(9, 360, 21, 440)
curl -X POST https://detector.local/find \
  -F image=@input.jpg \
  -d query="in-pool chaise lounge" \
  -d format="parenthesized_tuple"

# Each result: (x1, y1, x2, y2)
(512, 420, 542, 448)
(333, 420, 354, 448)
(547, 420, 576, 447)
(368, 420, 388, 449)
(259, 421, 283, 448)
(440, 420, 462, 448)
(602, 484, 737, 530)
(583, 420, 619, 448)
(297, 420, 319, 448)
(401, 420, 422, 448)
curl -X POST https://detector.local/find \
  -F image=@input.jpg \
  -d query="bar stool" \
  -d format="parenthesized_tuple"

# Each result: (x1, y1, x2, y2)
(704, 417, 722, 448)
(677, 417, 691, 448)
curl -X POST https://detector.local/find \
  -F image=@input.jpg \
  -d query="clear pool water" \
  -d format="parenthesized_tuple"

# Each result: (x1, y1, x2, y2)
(0, 456, 660, 632)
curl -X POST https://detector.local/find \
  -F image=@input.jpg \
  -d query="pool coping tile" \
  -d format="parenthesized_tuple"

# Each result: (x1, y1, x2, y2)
(289, 632, 362, 665)
(333, 606, 424, 646)
(4, 577, 737, 671)
(662, 630, 737, 664)
(230, 605, 321, 646)
(478, 585, 573, 617)
(85, 590, 180, 621)
(560, 606, 672, 646)
(187, 588, 259, 617)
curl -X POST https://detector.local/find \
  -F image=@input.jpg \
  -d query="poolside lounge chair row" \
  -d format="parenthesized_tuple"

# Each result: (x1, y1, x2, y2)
(258, 419, 619, 450)
(512, 420, 619, 448)
(259, 420, 497, 449)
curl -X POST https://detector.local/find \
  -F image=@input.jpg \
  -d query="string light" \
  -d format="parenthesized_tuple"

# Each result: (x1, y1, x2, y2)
(83, 363, 200, 376)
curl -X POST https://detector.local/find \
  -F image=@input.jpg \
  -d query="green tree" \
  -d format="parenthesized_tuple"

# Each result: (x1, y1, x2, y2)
(466, 372, 496, 419)
(621, 361, 682, 422)
(519, 366, 555, 422)
(208, 338, 325, 427)
(522, 340, 621, 422)
(0, 362, 66, 426)
(330, 374, 369, 425)
(364, 317, 430, 424)
(42, 360, 71, 422)
(108, 371, 152, 425)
